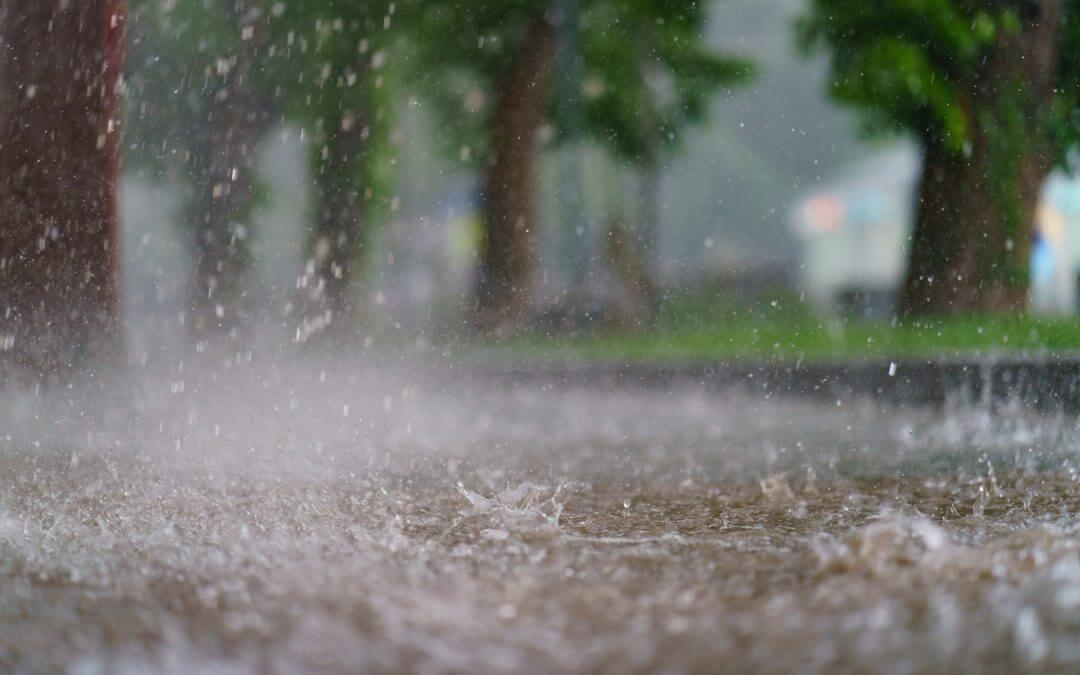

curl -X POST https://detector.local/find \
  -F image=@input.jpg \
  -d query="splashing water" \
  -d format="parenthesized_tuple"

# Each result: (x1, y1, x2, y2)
(0, 355, 1077, 673)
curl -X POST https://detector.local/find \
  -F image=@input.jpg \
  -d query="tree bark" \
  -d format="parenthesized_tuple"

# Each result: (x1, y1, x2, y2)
(901, 0, 1063, 315)
(476, 17, 556, 334)
(637, 158, 662, 300)
(188, 1, 269, 342)
(0, 0, 126, 376)
(902, 142, 1050, 314)
(295, 112, 368, 344)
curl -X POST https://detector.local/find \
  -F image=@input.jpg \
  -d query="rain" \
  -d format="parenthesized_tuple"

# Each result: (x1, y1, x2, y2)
(0, 1, 1078, 673)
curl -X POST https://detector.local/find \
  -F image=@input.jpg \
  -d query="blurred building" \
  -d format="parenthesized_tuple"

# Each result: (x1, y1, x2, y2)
(791, 144, 1080, 316)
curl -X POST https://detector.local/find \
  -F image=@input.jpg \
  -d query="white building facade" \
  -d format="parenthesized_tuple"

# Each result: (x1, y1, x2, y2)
(792, 144, 1080, 315)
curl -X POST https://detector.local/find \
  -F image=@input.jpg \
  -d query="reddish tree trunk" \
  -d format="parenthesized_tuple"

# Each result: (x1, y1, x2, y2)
(902, 0, 1062, 315)
(476, 17, 555, 334)
(0, 0, 126, 375)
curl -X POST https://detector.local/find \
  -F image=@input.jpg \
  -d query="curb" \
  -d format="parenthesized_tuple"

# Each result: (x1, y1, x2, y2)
(475, 358, 1080, 412)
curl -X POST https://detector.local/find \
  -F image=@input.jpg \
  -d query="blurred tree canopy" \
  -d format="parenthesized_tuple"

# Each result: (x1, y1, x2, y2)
(799, 0, 1080, 315)
(127, 0, 276, 339)
(122, 0, 751, 339)
(262, 0, 402, 340)
(411, 0, 751, 164)
(127, 0, 273, 174)
(127, 0, 405, 342)
(410, 0, 751, 331)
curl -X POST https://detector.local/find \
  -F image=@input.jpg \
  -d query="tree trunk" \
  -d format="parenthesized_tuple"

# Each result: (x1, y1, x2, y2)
(0, 0, 126, 376)
(188, 1, 269, 342)
(476, 17, 555, 333)
(637, 158, 662, 300)
(604, 214, 656, 328)
(901, 0, 1062, 316)
(295, 113, 368, 344)
(902, 142, 1049, 314)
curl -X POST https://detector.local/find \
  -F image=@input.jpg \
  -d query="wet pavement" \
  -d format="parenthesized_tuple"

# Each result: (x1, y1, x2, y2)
(0, 356, 1077, 673)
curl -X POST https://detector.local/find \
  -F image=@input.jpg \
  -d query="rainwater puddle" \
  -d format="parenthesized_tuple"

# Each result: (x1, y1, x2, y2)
(0, 357, 1076, 673)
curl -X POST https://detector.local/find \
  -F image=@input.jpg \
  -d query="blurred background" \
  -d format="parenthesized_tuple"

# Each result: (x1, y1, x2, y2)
(113, 0, 1080, 363)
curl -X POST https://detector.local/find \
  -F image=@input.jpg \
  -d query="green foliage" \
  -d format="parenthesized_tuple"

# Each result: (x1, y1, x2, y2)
(578, 0, 752, 161)
(125, 0, 254, 176)
(797, 0, 1080, 161)
(409, 0, 752, 164)
(127, 1, 404, 242)
(798, 1, 991, 149)
(263, 1, 387, 127)
(404, 0, 549, 162)
(410, 1, 550, 83)
(1050, 5, 1080, 159)
(800, 1, 1080, 297)
(483, 288, 1080, 362)
(262, 0, 402, 220)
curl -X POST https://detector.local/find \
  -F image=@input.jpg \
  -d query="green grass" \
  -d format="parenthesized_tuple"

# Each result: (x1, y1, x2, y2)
(481, 289, 1080, 363)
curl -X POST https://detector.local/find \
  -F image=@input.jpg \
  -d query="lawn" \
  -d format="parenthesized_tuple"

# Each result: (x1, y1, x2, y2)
(483, 289, 1080, 363)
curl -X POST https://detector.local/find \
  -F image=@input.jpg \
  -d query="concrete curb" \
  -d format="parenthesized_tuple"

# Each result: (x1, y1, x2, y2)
(475, 358, 1080, 412)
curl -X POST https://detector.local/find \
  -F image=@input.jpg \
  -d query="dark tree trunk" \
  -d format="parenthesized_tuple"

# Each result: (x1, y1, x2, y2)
(902, 143, 1050, 314)
(476, 17, 555, 334)
(604, 215, 656, 328)
(295, 112, 368, 344)
(0, 0, 126, 376)
(189, 1, 269, 342)
(637, 158, 662, 301)
(901, 0, 1062, 315)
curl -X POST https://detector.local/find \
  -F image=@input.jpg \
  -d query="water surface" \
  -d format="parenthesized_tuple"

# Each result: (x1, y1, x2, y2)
(1, 357, 1077, 673)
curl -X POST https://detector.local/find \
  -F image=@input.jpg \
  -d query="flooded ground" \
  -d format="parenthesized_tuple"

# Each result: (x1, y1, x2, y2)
(1, 356, 1077, 673)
